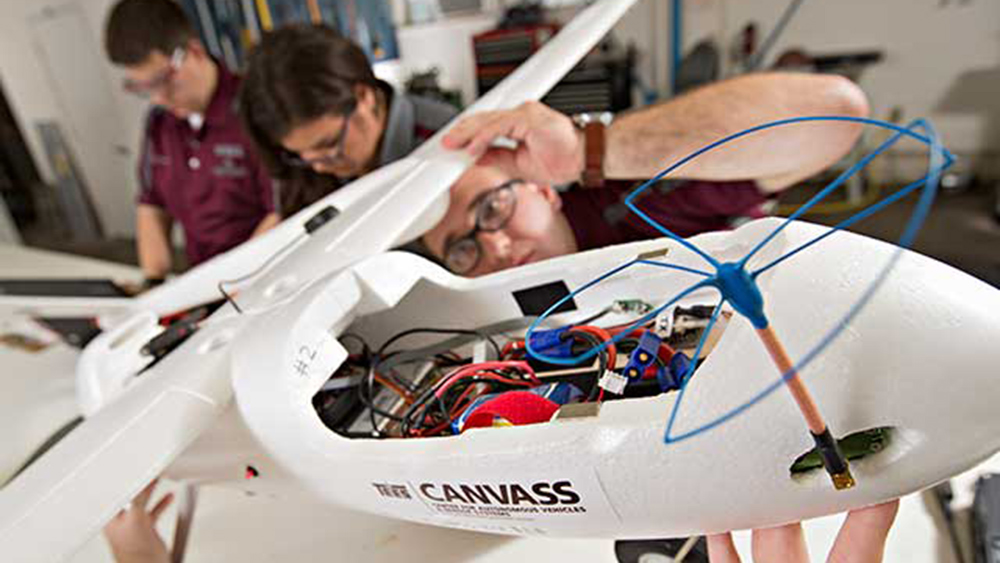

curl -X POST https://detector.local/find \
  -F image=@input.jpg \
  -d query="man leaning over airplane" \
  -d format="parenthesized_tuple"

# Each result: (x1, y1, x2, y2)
(421, 72, 869, 277)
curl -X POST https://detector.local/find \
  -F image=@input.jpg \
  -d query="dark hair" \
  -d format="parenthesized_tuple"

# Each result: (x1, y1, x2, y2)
(238, 24, 380, 217)
(398, 238, 446, 268)
(105, 0, 195, 65)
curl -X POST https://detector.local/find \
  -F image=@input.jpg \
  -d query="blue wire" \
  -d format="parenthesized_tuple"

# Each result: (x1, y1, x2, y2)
(662, 118, 949, 445)
(524, 114, 952, 444)
(753, 173, 933, 276)
(664, 294, 726, 441)
(623, 116, 951, 271)
(740, 120, 914, 268)
(524, 115, 950, 442)
(744, 120, 954, 270)
(526, 273, 713, 366)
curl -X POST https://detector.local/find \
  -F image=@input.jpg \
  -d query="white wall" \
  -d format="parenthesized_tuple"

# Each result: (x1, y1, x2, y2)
(608, 0, 672, 100)
(0, 0, 146, 239)
(686, 0, 1000, 172)
(392, 14, 499, 106)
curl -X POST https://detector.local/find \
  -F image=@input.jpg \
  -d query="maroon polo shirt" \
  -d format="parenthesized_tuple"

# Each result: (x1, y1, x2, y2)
(138, 65, 276, 266)
(562, 179, 770, 252)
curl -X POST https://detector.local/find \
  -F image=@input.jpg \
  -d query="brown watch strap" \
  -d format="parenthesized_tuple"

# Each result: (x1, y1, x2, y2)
(582, 121, 606, 188)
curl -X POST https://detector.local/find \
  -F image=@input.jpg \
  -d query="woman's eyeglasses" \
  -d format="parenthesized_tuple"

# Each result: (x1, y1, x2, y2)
(281, 110, 354, 169)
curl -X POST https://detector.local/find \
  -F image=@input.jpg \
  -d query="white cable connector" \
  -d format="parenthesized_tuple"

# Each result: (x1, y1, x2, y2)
(598, 370, 628, 395)
(654, 307, 675, 338)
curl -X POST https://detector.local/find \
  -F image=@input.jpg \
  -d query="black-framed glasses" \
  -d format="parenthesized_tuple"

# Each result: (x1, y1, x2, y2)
(123, 47, 185, 98)
(443, 180, 521, 274)
(281, 109, 354, 169)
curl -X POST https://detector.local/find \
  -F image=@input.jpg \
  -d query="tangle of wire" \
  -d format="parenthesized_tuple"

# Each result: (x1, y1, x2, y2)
(399, 361, 539, 437)
(344, 321, 632, 438)
(346, 328, 504, 437)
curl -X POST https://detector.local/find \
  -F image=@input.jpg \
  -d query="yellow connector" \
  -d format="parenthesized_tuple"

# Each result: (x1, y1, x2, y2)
(831, 469, 856, 491)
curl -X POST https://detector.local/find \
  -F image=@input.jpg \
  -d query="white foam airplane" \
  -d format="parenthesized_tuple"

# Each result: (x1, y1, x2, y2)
(3, 0, 1000, 561)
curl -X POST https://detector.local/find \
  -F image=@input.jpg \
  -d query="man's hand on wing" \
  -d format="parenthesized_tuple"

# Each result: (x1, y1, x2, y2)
(442, 101, 585, 186)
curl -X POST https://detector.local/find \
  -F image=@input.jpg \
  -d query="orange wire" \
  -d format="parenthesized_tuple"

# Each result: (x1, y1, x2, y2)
(372, 372, 414, 405)
(755, 326, 826, 435)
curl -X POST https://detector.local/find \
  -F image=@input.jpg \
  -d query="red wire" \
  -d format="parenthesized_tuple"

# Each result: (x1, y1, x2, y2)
(501, 340, 524, 359)
(449, 384, 483, 417)
(403, 362, 532, 438)
(435, 372, 533, 400)
(606, 320, 654, 336)
(424, 421, 452, 436)
(572, 325, 617, 371)
(433, 361, 536, 399)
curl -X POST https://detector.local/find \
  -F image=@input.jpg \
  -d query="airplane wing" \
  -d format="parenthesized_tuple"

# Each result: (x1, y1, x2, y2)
(1, 0, 639, 321)
(0, 314, 239, 563)
(137, 0, 640, 318)
(207, 0, 640, 319)
(0, 0, 642, 559)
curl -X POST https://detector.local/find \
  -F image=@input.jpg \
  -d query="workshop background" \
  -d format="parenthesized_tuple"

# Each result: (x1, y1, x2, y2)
(0, 2, 998, 561)
(0, 0, 997, 286)
(0, 0, 1000, 270)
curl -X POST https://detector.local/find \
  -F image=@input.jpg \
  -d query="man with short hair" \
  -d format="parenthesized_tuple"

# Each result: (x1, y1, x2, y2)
(105, 0, 279, 285)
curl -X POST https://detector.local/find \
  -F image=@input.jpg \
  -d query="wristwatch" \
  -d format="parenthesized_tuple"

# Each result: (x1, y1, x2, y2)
(572, 111, 614, 188)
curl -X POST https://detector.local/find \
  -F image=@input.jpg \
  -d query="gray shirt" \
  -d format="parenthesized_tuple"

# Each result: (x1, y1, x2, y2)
(378, 82, 458, 165)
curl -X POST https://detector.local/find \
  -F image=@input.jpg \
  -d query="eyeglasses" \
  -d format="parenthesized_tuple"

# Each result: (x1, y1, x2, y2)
(281, 109, 354, 169)
(443, 180, 520, 274)
(123, 47, 185, 98)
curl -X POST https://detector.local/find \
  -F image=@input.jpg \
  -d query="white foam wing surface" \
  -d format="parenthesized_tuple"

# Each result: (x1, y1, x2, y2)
(0, 315, 238, 562)
(233, 219, 1000, 537)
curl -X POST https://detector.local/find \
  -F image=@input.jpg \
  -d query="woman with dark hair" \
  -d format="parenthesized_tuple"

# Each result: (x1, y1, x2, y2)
(239, 25, 457, 217)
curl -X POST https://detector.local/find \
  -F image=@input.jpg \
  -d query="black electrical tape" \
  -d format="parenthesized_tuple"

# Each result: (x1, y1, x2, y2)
(811, 428, 849, 474)
(141, 319, 197, 359)
(304, 205, 340, 234)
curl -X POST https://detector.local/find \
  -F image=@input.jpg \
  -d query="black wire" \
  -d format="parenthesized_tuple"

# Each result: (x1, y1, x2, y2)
(339, 333, 371, 358)
(358, 362, 405, 438)
(564, 329, 609, 402)
(217, 231, 307, 314)
(373, 352, 431, 393)
(575, 306, 613, 327)
(382, 367, 418, 393)
(401, 366, 458, 436)
(401, 366, 531, 436)
(376, 327, 501, 359)
(434, 353, 467, 367)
